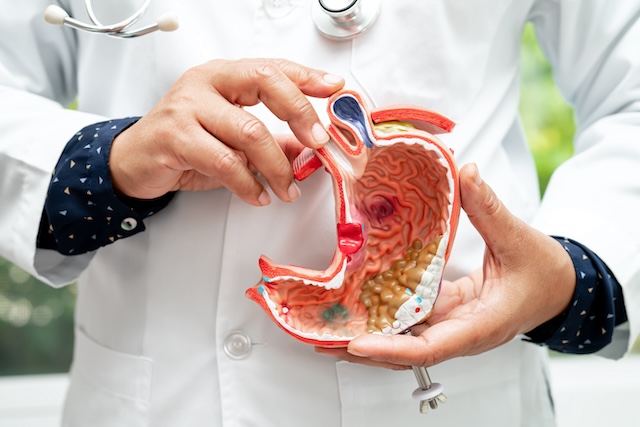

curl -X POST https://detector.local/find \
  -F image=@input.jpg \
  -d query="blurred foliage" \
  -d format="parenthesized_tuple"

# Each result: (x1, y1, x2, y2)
(519, 24, 575, 194)
(0, 24, 635, 377)
(0, 258, 75, 375)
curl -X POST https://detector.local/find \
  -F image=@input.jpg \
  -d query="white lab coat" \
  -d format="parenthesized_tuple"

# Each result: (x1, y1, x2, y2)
(1, 1, 639, 426)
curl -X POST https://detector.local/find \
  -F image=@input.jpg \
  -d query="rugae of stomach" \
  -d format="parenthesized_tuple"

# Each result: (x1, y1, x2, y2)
(246, 90, 459, 347)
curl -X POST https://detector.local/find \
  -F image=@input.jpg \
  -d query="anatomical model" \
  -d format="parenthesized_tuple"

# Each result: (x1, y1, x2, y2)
(246, 90, 460, 413)
(247, 89, 460, 346)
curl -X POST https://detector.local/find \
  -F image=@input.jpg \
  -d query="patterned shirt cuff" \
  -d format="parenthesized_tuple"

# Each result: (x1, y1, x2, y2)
(38, 118, 175, 255)
(524, 237, 628, 354)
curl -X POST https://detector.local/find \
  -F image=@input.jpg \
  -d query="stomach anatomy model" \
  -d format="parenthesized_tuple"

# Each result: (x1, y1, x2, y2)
(246, 90, 460, 349)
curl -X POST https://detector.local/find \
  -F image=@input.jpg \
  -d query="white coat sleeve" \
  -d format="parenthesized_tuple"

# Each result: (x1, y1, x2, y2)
(0, 2, 107, 287)
(528, 0, 640, 356)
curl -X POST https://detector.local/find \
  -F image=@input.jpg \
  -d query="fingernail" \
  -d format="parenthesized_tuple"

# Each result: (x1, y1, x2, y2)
(323, 73, 344, 85)
(258, 190, 271, 206)
(287, 182, 301, 201)
(311, 122, 330, 146)
(471, 163, 483, 186)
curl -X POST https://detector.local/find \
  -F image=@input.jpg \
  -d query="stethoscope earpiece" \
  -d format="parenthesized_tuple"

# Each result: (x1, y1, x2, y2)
(155, 13, 180, 32)
(43, 0, 178, 38)
(44, 5, 68, 26)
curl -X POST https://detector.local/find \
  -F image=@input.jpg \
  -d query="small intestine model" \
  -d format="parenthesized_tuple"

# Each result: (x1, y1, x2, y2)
(246, 90, 460, 348)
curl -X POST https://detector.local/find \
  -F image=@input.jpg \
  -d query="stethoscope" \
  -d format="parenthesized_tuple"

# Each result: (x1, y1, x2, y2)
(44, 0, 381, 40)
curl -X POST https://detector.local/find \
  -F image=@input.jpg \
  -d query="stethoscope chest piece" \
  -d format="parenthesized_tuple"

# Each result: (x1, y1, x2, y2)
(312, 0, 381, 40)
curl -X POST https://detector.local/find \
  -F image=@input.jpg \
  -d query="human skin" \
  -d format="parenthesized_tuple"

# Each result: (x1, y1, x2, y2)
(107, 58, 575, 369)
(245, 91, 460, 348)
(109, 58, 345, 206)
(317, 163, 576, 369)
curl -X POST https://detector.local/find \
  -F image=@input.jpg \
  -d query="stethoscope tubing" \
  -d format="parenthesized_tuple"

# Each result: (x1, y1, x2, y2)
(44, 0, 177, 38)
(44, 0, 380, 40)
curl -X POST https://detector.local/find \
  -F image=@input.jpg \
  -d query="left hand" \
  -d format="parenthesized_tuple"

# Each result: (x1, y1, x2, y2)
(109, 58, 344, 206)
(316, 163, 576, 369)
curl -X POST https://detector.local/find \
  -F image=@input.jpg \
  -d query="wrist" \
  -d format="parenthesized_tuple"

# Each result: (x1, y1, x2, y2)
(108, 127, 140, 199)
(548, 236, 577, 318)
(519, 234, 576, 335)
(108, 119, 179, 200)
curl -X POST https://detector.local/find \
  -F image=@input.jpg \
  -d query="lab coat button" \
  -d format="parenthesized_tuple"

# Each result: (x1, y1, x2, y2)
(120, 217, 138, 231)
(263, 0, 294, 19)
(223, 331, 252, 359)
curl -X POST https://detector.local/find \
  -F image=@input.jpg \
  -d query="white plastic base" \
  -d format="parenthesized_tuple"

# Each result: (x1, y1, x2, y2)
(412, 383, 444, 401)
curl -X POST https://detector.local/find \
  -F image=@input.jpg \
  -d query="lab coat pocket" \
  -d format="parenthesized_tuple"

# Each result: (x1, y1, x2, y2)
(336, 343, 524, 426)
(62, 327, 153, 427)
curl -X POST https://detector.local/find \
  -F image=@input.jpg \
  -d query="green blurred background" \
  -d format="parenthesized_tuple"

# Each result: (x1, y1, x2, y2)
(0, 25, 626, 376)
(518, 24, 575, 194)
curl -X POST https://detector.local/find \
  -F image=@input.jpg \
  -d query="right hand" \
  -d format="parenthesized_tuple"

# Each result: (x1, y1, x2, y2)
(109, 58, 344, 206)
(318, 164, 576, 369)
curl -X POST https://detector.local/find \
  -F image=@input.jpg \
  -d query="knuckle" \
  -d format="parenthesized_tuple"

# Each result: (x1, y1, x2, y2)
(180, 65, 204, 84)
(255, 63, 281, 82)
(202, 58, 229, 73)
(481, 190, 502, 217)
(290, 96, 315, 119)
(239, 117, 269, 143)
(232, 175, 257, 197)
(269, 156, 292, 182)
(232, 172, 262, 201)
(294, 66, 315, 86)
(270, 58, 290, 68)
(214, 150, 242, 175)
(273, 58, 315, 84)
(205, 58, 225, 67)
(164, 79, 199, 108)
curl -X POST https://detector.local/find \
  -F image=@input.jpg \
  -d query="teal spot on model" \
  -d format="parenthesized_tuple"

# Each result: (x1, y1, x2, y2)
(322, 303, 349, 322)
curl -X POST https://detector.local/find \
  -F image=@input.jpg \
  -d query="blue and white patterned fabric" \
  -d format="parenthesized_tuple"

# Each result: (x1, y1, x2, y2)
(37, 121, 628, 354)
(524, 237, 627, 353)
(37, 118, 175, 255)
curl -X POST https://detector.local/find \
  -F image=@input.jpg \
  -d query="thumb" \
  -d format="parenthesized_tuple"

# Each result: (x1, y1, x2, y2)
(459, 163, 523, 254)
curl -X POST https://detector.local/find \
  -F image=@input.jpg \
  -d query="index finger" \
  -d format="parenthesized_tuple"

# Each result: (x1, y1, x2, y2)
(208, 58, 345, 149)
(198, 99, 301, 203)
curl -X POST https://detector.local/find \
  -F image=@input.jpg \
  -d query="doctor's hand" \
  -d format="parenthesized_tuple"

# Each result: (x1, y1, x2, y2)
(316, 163, 577, 369)
(109, 58, 344, 205)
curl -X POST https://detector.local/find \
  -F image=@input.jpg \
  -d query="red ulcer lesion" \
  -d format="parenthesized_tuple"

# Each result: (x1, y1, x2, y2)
(355, 144, 449, 276)
(267, 143, 451, 338)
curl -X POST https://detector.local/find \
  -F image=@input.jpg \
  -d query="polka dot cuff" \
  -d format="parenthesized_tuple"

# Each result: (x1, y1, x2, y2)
(37, 124, 629, 353)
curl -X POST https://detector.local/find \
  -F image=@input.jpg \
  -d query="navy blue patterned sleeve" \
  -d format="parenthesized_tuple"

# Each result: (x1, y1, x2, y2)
(524, 237, 628, 354)
(37, 118, 176, 255)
